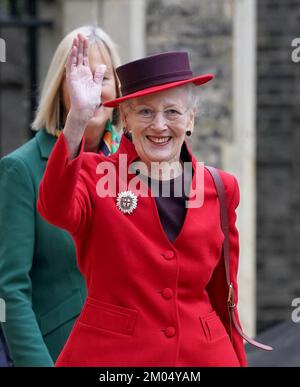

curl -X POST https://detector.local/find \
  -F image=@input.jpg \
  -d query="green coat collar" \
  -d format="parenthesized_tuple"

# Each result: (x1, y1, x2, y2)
(35, 129, 56, 160)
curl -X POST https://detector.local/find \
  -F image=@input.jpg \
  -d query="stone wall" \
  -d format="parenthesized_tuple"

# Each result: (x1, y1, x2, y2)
(146, 0, 234, 167)
(256, 0, 300, 331)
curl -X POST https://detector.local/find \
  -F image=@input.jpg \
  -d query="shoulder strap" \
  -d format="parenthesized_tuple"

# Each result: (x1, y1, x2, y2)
(205, 165, 273, 351)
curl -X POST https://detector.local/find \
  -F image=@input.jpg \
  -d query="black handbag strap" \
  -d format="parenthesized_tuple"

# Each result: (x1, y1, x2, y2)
(205, 165, 273, 351)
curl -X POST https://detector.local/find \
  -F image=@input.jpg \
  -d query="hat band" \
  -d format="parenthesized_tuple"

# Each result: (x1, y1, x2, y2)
(121, 70, 193, 96)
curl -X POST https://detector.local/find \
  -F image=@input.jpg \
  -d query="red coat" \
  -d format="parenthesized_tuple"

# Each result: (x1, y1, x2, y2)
(37, 132, 247, 367)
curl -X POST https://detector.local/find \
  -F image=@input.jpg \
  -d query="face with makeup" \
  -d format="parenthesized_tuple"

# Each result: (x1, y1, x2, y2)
(120, 86, 195, 169)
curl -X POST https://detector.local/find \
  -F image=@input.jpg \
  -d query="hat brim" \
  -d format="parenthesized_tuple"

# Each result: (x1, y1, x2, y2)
(103, 73, 214, 108)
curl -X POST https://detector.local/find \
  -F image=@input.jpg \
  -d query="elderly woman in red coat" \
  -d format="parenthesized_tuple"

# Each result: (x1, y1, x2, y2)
(37, 33, 250, 367)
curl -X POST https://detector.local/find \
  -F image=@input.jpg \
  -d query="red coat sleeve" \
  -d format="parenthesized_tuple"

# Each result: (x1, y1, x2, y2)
(37, 132, 92, 238)
(206, 174, 248, 367)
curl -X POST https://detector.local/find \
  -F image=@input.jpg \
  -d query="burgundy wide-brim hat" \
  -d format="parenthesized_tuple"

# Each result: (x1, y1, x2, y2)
(103, 51, 214, 108)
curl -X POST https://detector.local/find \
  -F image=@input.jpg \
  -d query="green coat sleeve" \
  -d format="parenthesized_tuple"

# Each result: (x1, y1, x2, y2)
(0, 156, 54, 366)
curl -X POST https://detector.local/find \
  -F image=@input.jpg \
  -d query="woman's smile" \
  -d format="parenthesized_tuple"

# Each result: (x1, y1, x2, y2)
(146, 135, 172, 145)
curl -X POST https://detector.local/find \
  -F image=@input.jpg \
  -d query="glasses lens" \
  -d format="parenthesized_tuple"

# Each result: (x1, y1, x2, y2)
(132, 106, 187, 123)
(164, 109, 183, 121)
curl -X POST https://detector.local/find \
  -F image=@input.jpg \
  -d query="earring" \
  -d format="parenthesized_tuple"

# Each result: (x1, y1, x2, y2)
(186, 130, 192, 136)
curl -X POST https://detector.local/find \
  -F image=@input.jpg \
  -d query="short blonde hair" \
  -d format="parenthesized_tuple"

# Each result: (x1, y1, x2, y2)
(31, 25, 121, 134)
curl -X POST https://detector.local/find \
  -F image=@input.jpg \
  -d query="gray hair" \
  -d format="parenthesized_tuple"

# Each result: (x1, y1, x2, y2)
(185, 83, 200, 111)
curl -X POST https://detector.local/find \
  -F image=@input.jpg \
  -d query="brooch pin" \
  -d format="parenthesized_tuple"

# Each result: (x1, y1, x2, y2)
(116, 190, 138, 214)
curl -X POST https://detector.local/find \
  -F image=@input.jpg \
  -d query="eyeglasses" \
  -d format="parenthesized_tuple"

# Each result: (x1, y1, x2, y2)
(128, 105, 189, 124)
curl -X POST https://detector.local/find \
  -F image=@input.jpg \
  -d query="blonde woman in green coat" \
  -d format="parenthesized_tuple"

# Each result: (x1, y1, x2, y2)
(0, 25, 121, 367)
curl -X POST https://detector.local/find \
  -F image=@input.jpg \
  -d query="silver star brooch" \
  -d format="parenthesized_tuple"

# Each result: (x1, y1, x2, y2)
(116, 190, 138, 214)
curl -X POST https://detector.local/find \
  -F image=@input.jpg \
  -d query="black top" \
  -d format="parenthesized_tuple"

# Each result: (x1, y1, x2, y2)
(149, 173, 190, 243)
(136, 140, 193, 243)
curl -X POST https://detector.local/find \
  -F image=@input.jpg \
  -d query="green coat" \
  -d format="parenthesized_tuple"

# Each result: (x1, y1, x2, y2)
(0, 129, 87, 366)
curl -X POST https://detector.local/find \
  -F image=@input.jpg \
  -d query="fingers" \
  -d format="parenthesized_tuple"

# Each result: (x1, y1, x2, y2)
(66, 34, 89, 74)
(94, 64, 107, 85)
(66, 37, 78, 75)
(77, 33, 84, 66)
(83, 37, 89, 66)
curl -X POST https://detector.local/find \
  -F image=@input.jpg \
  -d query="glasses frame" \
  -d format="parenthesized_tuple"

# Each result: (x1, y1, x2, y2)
(127, 103, 191, 124)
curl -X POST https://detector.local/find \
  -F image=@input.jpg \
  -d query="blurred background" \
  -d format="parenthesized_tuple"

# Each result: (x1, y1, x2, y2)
(0, 0, 299, 366)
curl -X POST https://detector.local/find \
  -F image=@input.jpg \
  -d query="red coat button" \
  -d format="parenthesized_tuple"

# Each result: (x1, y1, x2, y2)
(162, 250, 175, 260)
(162, 288, 173, 299)
(165, 326, 176, 338)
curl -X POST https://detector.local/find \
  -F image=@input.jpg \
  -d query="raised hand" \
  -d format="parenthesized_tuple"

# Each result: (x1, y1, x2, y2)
(65, 33, 106, 125)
